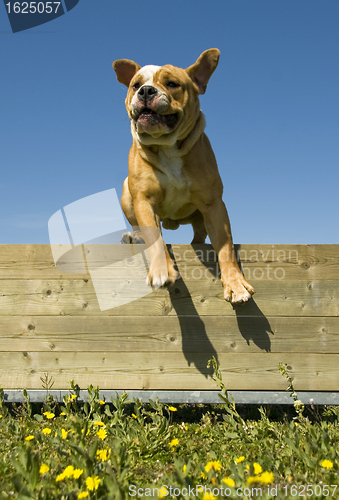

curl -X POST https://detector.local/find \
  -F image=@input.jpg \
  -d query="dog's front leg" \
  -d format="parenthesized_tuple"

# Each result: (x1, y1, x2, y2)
(133, 196, 178, 287)
(201, 199, 255, 304)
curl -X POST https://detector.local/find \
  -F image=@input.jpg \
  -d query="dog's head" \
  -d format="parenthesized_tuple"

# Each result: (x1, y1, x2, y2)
(113, 49, 220, 146)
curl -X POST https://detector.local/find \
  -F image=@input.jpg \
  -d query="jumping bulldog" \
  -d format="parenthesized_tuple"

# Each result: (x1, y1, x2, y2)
(112, 49, 254, 304)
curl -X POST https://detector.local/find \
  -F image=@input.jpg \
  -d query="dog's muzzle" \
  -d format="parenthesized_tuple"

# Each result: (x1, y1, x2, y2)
(137, 85, 158, 105)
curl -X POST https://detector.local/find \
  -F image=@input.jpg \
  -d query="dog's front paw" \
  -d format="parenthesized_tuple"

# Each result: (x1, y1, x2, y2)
(121, 231, 145, 244)
(146, 262, 178, 287)
(222, 272, 255, 304)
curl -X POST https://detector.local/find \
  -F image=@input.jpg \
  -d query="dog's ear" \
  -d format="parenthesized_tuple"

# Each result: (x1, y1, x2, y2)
(186, 49, 220, 95)
(112, 59, 141, 87)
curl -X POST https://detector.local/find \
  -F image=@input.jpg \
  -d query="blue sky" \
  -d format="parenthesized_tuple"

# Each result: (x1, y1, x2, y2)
(1, 0, 338, 244)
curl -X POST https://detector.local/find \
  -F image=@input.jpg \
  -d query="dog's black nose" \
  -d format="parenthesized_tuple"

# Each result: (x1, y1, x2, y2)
(137, 85, 158, 103)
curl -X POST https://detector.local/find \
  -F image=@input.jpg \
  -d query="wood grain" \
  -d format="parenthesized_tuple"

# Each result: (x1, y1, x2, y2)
(0, 244, 338, 393)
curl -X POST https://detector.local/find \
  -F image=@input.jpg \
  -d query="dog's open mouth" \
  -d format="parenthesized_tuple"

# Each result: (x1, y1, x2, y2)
(135, 108, 178, 128)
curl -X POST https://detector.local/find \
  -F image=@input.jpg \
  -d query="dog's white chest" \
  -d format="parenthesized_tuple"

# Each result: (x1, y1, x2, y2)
(157, 148, 186, 189)
(155, 147, 192, 218)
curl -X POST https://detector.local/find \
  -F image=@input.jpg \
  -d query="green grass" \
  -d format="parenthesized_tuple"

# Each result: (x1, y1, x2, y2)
(0, 360, 338, 500)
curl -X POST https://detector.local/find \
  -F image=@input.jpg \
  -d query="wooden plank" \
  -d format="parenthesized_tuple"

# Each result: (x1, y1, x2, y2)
(0, 351, 338, 391)
(0, 316, 338, 354)
(1, 244, 338, 280)
(0, 279, 338, 317)
(0, 244, 338, 395)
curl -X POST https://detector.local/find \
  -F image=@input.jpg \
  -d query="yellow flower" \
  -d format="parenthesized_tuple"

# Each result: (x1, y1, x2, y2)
(131, 414, 137, 419)
(259, 471, 274, 484)
(25, 435, 34, 441)
(205, 461, 222, 472)
(99, 400, 105, 405)
(73, 469, 84, 479)
(81, 428, 90, 436)
(235, 456, 245, 464)
(60, 412, 66, 416)
(0, 415, 2, 418)
(42, 428, 52, 435)
(96, 428, 107, 440)
(169, 438, 179, 447)
(202, 493, 216, 500)
(39, 464, 49, 475)
(78, 493, 89, 499)
(61, 429, 68, 440)
(96, 449, 110, 461)
(56, 472, 65, 482)
(201, 472, 207, 480)
(69, 394, 77, 401)
(93, 421, 106, 427)
(182, 464, 187, 472)
(63, 465, 75, 478)
(321, 460, 333, 469)
(43, 412, 55, 419)
(247, 476, 261, 484)
(86, 476, 100, 491)
(222, 477, 235, 487)
(168, 406, 177, 412)
(246, 463, 262, 475)
(159, 486, 168, 498)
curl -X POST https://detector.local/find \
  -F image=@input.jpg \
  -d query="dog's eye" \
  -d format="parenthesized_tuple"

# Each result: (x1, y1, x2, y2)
(166, 81, 180, 89)
(132, 82, 141, 91)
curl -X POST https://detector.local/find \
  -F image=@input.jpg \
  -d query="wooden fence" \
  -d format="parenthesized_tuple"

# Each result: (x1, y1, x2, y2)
(0, 244, 338, 399)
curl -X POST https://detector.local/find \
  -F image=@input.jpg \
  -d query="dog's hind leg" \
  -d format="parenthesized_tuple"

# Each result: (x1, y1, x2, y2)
(190, 210, 207, 244)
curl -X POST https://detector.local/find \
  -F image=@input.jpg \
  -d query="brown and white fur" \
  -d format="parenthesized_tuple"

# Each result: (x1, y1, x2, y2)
(113, 49, 254, 304)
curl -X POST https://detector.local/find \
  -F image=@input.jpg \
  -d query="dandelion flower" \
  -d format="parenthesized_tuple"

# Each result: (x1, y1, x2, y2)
(61, 429, 68, 440)
(205, 461, 222, 472)
(42, 428, 52, 435)
(96, 428, 107, 440)
(202, 493, 217, 500)
(222, 477, 235, 487)
(182, 465, 187, 472)
(56, 472, 65, 482)
(93, 421, 105, 427)
(235, 456, 245, 464)
(63, 465, 75, 478)
(96, 449, 110, 461)
(25, 435, 34, 441)
(43, 412, 55, 419)
(131, 414, 137, 419)
(246, 463, 262, 475)
(86, 476, 100, 491)
(247, 476, 261, 484)
(78, 493, 89, 499)
(73, 469, 84, 479)
(60, 412, 66, 416)
(168, 406, 177, 412)
(99, 400, 105, 405)
(0, 415, 2, 418)
(69, 394, 77, 401)
(169, 438, 179, 447)
(201, 472, 207, 480)
(321, 460, 333, 469)
(259, 471, 274, 484)
(39, 463, 49, 475)
(159, 486, 168, 498)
